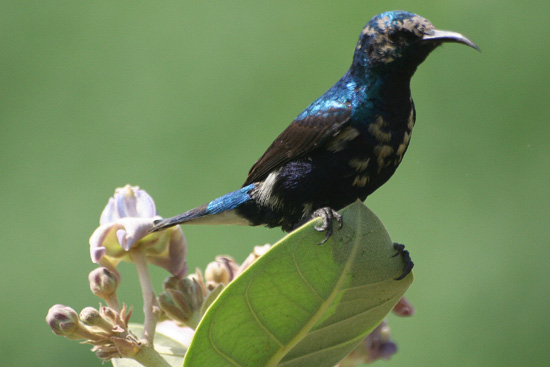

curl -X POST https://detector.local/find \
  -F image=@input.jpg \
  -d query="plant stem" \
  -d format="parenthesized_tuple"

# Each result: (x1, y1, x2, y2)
(104, 293, 121, 313)
(101, 265, 122, 312)
(133, 345, 171, 367)
(132, 250, 158, 345)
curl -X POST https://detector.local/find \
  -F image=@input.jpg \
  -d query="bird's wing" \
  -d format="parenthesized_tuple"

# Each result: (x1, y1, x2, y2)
(244, 102, 352, 185)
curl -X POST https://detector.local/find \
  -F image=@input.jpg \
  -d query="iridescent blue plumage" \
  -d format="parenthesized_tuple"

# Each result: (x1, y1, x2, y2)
(206, 184, 255, 215)
(151, 11, 477, 236)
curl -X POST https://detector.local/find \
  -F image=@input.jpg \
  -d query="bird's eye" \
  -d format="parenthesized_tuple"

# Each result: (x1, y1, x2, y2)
(402, 30, 418, 42)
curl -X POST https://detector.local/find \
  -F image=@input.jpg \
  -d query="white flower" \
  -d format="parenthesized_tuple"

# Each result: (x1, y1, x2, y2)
(89, 185, 187, 277)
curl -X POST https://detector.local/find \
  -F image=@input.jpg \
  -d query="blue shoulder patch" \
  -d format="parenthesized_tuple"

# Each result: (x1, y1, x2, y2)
(206, 184, 255, 215)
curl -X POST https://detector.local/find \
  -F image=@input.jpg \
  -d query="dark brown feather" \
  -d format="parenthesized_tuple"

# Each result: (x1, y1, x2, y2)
(244, 104, 352, 185)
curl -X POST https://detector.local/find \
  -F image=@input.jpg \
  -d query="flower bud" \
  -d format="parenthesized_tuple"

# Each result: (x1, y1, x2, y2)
(364, 322, 397, 363)
(46, 304, 80, 337)
(187, 268, 207, 298)
(80, 307, 114, 331)
(205, 256, 239, 286)
(392, 296, 415, 317)
(341, 321, 397, 365)
(159, 276, 204, 328)
(79, 307, 102, 325)
(89, 267, 119, 299)
(238, 244, 271, 274)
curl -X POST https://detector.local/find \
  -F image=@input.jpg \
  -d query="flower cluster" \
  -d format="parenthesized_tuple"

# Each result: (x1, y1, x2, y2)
(46, 185, 411, 367)
(157, 245, 271, 330)
(45, 185, 278, 366)
(46, 304, 138, 360)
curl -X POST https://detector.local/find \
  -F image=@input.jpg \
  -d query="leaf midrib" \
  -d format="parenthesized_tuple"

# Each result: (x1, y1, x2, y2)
(265, 214, 362, 367)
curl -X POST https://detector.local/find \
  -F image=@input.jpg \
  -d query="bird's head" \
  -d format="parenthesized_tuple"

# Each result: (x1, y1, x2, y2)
(353, 11, 478, 75)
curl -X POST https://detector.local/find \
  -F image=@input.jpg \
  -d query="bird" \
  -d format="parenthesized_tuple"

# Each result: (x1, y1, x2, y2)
(150, 11, 478, 273)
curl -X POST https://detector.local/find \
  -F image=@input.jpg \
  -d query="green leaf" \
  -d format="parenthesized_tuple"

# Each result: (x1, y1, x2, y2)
(112, 323, 188, 367)
(184, 201, 413, 367)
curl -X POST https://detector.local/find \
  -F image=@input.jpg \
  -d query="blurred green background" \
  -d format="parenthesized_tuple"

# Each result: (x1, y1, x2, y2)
(2, 1, 548, 366)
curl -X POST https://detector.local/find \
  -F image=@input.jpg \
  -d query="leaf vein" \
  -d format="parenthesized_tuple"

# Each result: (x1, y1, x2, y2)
(305, 299, 390, 335)
(341, 278, 392, 292)
(208, 320, 244, 366)
(245, 277, 285, 348)
(291, 246, 324, 302)
(277, 331, 365, 367)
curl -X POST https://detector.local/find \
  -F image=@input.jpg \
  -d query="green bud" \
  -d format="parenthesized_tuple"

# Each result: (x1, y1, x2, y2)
(186, 268, 207, 298)
(79, 307, 101, 325)
(79, 307, 113, 331)
(159, 276, 204, 328)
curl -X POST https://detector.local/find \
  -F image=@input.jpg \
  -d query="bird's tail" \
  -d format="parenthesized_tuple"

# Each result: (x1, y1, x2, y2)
(149, 184, 256, 232)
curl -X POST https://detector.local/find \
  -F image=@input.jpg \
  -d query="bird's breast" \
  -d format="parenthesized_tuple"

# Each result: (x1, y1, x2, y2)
(348, 106, 415, 189)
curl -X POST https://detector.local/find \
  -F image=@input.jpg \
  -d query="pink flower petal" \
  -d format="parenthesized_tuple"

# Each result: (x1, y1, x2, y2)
(116, 229, 129, 250)
(90, 185, 186, 277)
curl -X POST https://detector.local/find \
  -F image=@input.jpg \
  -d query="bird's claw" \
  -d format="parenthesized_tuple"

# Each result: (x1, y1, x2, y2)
(312, 207, 343, 245)
(392, 243, 414, 280)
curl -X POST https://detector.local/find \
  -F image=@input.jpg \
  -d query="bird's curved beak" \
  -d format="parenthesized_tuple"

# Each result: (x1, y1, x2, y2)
(423, 29, 480, 51)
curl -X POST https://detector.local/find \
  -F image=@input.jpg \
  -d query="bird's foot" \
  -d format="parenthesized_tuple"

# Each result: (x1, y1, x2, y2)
(311, 207, 343, 245)
(392, 243, 414, 280)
